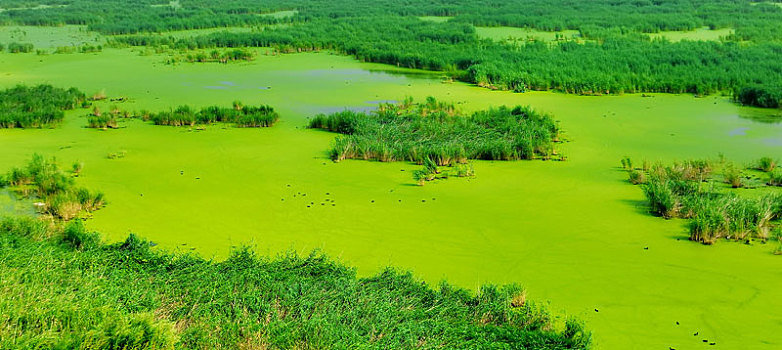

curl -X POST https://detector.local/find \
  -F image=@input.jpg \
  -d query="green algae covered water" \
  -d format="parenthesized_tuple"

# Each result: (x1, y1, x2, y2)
(1, 48, 781, 350)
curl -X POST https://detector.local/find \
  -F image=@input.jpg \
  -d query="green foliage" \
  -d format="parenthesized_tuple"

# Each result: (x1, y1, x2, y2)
(0, 221, 591, 349)
(149, 103, 278, 127)
(757, 157, 777, 173)
(638, 159, 782, 245)
(87, 114, 118, 129)
(723, 163, 743, 188)
(769, 170, 782, 187)
(112, 16, 782, 107)
(736, 85, 782, 109)
(62, 219, 99, 249)
(310, 98, 558, 164)
(628, 169, 646, 185)
(7, 41, 34, 53)
(1, 154, 105, 220)
(0, 84, 86, 128)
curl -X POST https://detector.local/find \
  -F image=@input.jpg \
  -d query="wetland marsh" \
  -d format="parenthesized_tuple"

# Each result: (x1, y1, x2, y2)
(1, 44, 781, 349)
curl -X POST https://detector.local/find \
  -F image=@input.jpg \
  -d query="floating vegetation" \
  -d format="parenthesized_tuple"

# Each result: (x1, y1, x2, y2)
(0, 155, 105, 220)
(628, 158, 782, 245)
(413, 157, 475, 186)
(107, 150, 127, 159)
(0, 85, 87, 128)
(149, 103, 278, 128)
(309, 97, 561, 164)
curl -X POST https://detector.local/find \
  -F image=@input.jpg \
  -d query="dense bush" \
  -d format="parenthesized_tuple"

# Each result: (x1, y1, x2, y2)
(309, 97, 560, 164)
(0, 84, 86, 128)
(0, 217, 591, 349)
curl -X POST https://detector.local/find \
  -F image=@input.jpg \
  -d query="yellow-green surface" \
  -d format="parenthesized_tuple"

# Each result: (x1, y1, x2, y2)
(475, 26, 582, 43)
(1, 47, 782, 350)
(648, 27, 734, 42)
(418, 16, 454, 23)
(0, 25, 102, 49)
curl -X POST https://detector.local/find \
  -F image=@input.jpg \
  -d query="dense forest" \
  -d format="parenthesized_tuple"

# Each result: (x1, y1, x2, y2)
(2, 0, 782, 107)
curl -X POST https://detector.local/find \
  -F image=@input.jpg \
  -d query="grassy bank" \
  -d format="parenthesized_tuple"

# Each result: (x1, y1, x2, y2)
(0, 216, 590, 349)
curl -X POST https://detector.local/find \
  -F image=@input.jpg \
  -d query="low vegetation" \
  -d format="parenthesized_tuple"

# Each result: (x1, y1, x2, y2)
(0, 154, 105, 220)
(625, 158, 782, 245)
(309, 97, 561, 164)
(166, 48, 256, 64)
(0, 84, 87, 128)
(412, 157, 476, 186)
(0, 218, 590, 349)
(148, 103, 279, 128)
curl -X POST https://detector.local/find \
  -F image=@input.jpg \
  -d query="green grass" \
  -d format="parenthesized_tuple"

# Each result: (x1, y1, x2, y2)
(309, 97, 560, 164)
(0, 216, 590, 349)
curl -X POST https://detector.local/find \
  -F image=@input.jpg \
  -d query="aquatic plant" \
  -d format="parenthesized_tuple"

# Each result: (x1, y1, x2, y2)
(87, 114, 118, 129)
(1, 155, 105, 220)
(0, 217, 591, 349)
(310, 98, 559, 164)
(757, 157, 777, 173)
(628, 169, 646, 185)
(147, 103, 278, 128)
(0, 85, 86, 128)
(723, 163, 743, 188)
(769, 170, 782, 187)
(638, 159, 782, 245)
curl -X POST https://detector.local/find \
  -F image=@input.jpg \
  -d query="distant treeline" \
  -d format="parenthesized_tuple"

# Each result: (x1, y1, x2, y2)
(309, 97, 560, 164)
(0, 85, 86, 128)
(2, 0, 781, 42)
(113, 17, 782, 107)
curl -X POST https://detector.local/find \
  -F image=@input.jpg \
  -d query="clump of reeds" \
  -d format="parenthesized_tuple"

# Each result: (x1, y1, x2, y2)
(768, 170, 782, 187)
(0, 84, 87, 129)
(756, 156, 777, 173)
(146, 103, 278, 128)
(636, 157, 782, 245)
(1, 154, 105, 220)
(87, 114, 118, 129)
(723, 163, 743, 188)
(309, 97, 559, 165)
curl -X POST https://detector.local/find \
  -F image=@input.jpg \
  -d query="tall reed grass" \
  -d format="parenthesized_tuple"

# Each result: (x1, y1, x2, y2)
(309, 97, 559, 164)
(633, 158, 782, 245)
